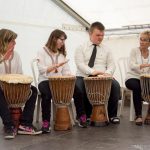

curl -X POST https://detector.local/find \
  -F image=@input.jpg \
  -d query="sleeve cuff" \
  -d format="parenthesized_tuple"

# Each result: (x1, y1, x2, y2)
(86, 68, 95, 75)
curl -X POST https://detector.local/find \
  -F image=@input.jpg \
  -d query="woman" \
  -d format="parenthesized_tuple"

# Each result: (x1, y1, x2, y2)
(0, 29, 42, 139)
(37, 29, 72, 133)
(37, 29, 88, 131)
(125, 30, 150, 126)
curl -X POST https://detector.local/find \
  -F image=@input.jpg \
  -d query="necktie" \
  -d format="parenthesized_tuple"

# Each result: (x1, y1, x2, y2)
(88, 44, 97, 68)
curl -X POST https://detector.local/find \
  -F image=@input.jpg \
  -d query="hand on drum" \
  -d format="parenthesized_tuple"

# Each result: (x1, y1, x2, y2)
(91, 70, 104, 76)
(102, 73, 112, 78)
(91, 70, 112, 78)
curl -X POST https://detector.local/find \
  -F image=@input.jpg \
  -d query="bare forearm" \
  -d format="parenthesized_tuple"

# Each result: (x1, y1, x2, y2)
(47, 65, 58, 73)
(140, 64, 150, 69)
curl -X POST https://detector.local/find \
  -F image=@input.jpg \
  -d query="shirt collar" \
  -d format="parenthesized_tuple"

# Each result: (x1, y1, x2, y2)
(44, 46, 59, 56)
(88, 40, 101, 48)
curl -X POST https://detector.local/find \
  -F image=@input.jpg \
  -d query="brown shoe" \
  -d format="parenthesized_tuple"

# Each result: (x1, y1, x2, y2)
(135, 116, 143, 126)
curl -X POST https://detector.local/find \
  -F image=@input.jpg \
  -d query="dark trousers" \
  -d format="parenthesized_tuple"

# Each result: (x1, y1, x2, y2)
(0, 85, 37, 127)
(74, 77, 120, 118)
(38, 80, 52, 122)
(125, 78, 142, 117)
(38, 80, 86, 121)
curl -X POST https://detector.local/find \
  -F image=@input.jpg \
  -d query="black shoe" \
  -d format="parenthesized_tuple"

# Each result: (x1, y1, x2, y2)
(109, 117, 120, 124)
(86, 118, 91, 125)
(4, 126, 16, 139)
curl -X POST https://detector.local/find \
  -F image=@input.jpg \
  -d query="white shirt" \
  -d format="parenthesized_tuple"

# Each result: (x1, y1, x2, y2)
(126, 47, 150, 80)
(0, 51, 22, 74)
(36, 47, 71, 83)
(74, 41, 115, 77)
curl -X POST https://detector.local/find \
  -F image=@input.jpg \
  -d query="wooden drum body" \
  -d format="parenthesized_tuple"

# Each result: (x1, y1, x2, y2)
(84, 76, 112, 126)
(140, 74, 150, 122)
(48, 76, 76, 131)
(0, 74, 32, 128)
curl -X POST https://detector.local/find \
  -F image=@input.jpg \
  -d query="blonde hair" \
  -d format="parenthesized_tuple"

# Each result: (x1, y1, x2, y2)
(0, 29, 17, 55)
(140, 30, 150, 42)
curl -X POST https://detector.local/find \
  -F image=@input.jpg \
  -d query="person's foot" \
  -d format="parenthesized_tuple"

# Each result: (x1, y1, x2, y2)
(4, 126, 16, 139)
(135, 116, 143, 126)
(41, 120, 51, 133)
(86, 118, 91, 125)
(77, 114, 87, 128)
(18, 125, 42, 135)
(109, 117, 120, 124)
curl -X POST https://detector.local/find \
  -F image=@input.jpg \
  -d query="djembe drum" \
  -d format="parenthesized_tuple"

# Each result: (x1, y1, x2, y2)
(140, 74, 150, 124)
(84, 75, 112, 126)
(0, 74, 32, 128)
(48, 76, 76, 131)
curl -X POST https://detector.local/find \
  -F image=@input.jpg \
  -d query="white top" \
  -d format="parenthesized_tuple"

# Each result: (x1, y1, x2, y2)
(36, 47, 71, 83)
(126, 47, 150, 80)
(0, 51, 22, 74)
(74, 41, 115, 77)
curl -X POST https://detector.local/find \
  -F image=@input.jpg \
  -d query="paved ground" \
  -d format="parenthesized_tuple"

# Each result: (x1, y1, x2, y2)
(0, 106, 150, 150)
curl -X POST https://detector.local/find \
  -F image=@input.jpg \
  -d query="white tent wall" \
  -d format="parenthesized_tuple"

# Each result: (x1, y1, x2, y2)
(0, 0, 88, 77)
(104, 35, 139, 83)
(0, 0, 141, 85)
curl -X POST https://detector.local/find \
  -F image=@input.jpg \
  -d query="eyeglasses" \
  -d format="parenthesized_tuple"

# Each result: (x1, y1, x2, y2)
(58, 38, 66, 42)
(140, 38, 150, 42)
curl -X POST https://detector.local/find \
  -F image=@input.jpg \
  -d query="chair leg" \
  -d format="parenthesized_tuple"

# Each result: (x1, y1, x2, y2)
(36, 95, 41, 123)
(71, 99, 77, 122)
(68, 99, 77, 126)
(117, 100, 122, 117)
(52, 101, 56, 122)
(117, 88, 125, 117)
(130, 92, 134, 121)
(68, 106, 75, 126)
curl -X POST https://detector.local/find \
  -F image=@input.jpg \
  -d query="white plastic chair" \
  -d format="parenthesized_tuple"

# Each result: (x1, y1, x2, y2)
(118, 57, 149, 121)
(30, 59, 44, 122)
(117, 57, 134, 121)
(30, 59, 76, 125)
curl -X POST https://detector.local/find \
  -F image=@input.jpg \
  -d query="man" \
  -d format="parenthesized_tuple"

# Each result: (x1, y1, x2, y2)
(74, 22, 120, 127)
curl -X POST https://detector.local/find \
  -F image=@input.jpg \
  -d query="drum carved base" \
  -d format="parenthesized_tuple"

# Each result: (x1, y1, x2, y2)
(144, 104, 150, 125)
(90, 105, 109, 127)
(10, 107, 22, 129)
(54, 106, 72, 131)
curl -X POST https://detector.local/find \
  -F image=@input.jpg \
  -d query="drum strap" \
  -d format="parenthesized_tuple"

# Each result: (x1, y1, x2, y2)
(44, 47, 60, 73)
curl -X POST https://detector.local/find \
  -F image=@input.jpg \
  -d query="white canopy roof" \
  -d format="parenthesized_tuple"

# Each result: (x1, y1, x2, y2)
(62, 0, 150, 29)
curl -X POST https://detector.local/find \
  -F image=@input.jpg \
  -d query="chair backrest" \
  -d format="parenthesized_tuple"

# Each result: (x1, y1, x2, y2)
(30, 59, 39, 88)
(117, 57, 129, 88)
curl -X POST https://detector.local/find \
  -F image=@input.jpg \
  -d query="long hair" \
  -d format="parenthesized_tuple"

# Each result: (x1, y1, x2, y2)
(45, 29, 67, 56)
(0, 29, 17, 55)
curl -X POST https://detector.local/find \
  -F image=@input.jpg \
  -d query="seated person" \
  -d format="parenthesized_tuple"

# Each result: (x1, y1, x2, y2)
(37, 29, 81, 132)
(125, 30, 150, 126)
(74, 21, 121, 127)
(0, 29, 42, 139)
